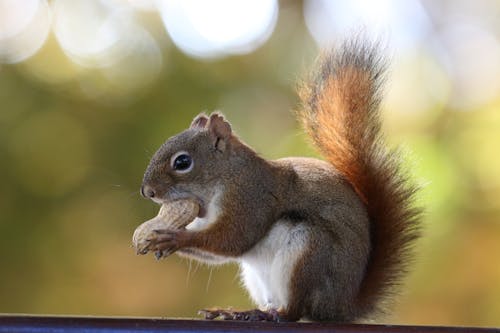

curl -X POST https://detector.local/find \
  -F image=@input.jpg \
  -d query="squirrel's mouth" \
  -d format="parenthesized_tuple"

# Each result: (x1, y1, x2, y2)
(197, 204, 207, 218)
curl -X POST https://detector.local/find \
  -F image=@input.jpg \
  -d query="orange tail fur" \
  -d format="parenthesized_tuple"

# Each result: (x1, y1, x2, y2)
(298, 37, 421, 318)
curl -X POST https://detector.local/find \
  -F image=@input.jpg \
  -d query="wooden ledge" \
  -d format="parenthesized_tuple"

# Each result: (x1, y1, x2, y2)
(0, 315, 498, 333)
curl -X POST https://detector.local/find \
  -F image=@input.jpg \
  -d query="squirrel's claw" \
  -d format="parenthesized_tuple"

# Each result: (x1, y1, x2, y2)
(199, 309, 223, 320)
(199, 308, 284, 322)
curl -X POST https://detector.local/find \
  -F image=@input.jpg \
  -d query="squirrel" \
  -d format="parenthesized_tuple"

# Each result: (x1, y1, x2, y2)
(140, 37, 421, 322)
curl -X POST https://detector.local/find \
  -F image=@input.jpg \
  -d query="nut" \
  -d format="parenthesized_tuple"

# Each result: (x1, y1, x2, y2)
(133, 199, 199, 256)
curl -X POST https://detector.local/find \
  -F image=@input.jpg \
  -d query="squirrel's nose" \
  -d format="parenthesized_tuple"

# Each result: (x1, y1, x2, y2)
(141, 185, 156, 198)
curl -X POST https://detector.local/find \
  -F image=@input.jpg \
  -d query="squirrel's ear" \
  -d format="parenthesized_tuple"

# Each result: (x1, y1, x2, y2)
(190, 113, 209, 129)
(208, 112, 232, 151)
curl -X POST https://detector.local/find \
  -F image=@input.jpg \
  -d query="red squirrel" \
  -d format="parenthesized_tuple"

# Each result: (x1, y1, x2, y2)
(140, 37, 421, 322)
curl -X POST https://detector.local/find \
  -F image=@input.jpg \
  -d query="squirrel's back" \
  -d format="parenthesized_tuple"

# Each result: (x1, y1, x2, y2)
(298, 37, 421, 318)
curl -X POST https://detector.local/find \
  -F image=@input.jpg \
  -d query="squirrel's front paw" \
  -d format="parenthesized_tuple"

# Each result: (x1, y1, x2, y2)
(132, 199, 199, 257)
(148, 229, 188, 259)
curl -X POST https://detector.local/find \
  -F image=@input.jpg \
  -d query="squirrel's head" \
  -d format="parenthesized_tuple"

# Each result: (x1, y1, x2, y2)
(141, 112, 243, 215)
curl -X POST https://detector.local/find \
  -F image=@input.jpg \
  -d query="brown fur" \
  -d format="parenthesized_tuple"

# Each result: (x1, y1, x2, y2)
(298, 38, 421, 318)
(141, 38, 421, 322)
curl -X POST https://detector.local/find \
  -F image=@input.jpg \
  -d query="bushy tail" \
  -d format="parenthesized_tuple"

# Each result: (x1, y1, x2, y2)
(298, 38, 421, 318)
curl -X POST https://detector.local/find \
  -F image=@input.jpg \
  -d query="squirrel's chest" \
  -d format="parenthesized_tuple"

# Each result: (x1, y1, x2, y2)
(239, 221, 310, 310)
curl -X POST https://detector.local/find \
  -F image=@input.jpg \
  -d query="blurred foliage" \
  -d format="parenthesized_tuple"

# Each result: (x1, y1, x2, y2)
(1, 0, 500, 328)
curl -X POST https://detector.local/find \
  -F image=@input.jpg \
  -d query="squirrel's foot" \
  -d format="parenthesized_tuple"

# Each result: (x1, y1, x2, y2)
(199, 308, 285, 322)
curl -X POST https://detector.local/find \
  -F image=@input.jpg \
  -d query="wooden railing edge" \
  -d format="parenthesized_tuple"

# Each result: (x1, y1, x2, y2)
(0, 314, 498, 333)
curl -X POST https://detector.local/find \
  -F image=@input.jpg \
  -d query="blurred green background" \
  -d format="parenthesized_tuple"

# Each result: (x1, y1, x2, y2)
(1, 0, 500, 328)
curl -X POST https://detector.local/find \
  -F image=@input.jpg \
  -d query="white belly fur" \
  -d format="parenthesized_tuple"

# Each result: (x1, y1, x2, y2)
(240, 221, 310, 310)
(182, 186, 310, 307)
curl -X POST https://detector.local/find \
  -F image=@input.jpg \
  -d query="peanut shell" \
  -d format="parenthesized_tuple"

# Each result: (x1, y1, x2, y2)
(133, 199, 199, 255)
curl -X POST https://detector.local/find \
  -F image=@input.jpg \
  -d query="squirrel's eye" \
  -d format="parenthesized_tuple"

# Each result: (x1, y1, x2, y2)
(170, 151, 193, 173)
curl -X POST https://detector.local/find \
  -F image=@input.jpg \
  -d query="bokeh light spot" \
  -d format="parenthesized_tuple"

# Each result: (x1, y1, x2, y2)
(52, 0, 118, 67)
(304, 0, 430, 51)
(156, 0, 278, 59)
(0, 0, 51, 63)
(99, 23, 163, 97)
(51, 0, 163, 100)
